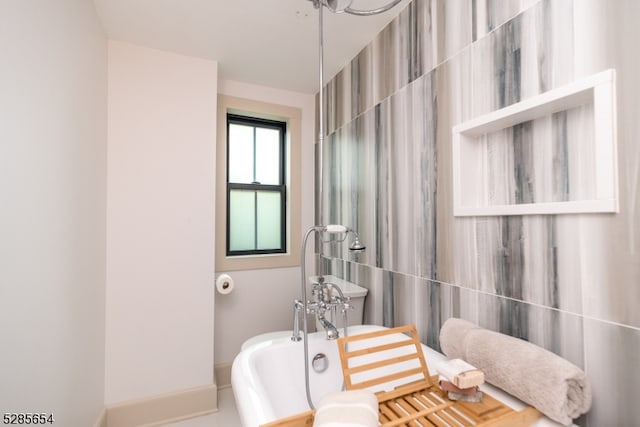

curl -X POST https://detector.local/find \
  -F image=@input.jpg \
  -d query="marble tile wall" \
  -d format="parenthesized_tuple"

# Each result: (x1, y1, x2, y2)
(318, 0, 640, 426)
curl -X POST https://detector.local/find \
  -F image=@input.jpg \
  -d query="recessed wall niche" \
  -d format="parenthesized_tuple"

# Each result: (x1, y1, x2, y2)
(452, 69, 618, 216)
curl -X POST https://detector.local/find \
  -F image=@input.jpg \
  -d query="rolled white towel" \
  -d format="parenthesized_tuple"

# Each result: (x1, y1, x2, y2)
(313, 390, 379, 427)
(440, 318, 592, 426)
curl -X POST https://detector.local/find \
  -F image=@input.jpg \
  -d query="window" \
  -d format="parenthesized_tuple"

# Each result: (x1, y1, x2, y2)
(226, 114, 286, 255)
(215, 94, 302, 271)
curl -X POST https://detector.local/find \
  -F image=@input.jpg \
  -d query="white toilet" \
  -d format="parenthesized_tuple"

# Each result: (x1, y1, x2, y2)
(310, 275, 368, 330)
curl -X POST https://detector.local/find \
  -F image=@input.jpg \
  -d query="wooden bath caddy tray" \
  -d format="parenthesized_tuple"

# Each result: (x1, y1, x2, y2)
(262, 324, 541, 427)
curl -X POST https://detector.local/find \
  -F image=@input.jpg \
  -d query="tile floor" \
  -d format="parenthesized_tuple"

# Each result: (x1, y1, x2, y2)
(161, 387, 241, 427)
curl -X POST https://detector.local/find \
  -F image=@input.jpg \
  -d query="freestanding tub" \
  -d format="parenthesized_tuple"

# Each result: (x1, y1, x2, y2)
(231, 324, 565, 427)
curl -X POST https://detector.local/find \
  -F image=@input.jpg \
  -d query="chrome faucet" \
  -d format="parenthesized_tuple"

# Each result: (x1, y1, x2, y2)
(290, 276, 352, 341)
(317, 311, 339, 340)
(312, 277, 351, 340)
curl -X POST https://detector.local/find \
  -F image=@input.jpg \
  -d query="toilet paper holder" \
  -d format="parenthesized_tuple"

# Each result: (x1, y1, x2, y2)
(216, 273, 235, 295)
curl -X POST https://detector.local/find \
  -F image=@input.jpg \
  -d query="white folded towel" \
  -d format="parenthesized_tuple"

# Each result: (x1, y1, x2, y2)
(313, 390, 379, 427)
(440, 318, 592, 426)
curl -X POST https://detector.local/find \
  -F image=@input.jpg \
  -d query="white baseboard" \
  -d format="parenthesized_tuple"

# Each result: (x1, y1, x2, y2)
(94, 408, 107, 427)
(104, 384, 218, 427)
(214, 363, 233, 389)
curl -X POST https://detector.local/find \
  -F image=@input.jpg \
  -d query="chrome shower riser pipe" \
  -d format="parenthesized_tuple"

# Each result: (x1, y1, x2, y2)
(317, 2, 325, 229)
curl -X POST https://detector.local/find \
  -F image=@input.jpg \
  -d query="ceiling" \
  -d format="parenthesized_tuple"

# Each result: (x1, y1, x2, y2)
(93, 0, 411, 94)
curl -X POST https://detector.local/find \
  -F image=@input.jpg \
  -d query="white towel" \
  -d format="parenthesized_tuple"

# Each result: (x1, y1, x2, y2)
(313, 390, 379, 427)
(440, 318, 592, 426)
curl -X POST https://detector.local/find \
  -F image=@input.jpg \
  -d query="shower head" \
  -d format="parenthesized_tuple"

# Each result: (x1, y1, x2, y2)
(348, 235, 366, 252)
(325, 0, 353, 13)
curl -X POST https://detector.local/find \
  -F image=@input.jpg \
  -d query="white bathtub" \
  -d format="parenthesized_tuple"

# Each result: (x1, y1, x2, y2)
(231, 324, 565, 427)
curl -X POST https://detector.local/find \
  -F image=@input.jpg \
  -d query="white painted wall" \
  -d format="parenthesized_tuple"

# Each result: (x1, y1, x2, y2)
(0, 1, 107, 425)
(105, 41, 217, 404)
(215, 80, 315, 365)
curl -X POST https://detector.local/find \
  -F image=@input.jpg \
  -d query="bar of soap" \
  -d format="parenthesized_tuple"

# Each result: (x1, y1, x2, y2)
(452, 369, 485, 389)
(437, 358, 485, 389)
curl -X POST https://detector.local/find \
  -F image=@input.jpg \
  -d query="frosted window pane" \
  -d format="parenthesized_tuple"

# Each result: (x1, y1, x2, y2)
(229, 124, 254, 184)
(229, 190, 255, 251)
(257, 192, 281, 250)
(255, 128, 281, 185)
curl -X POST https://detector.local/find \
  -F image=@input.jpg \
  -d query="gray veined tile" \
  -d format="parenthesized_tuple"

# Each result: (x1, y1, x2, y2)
(472, 0, 540, 41)
(350, 44, 374, 119)
(582, 320, 640, 427)
(475, 293, 584, 367)
(436, 0, 473, 65)
(319, 1, 640, 425)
